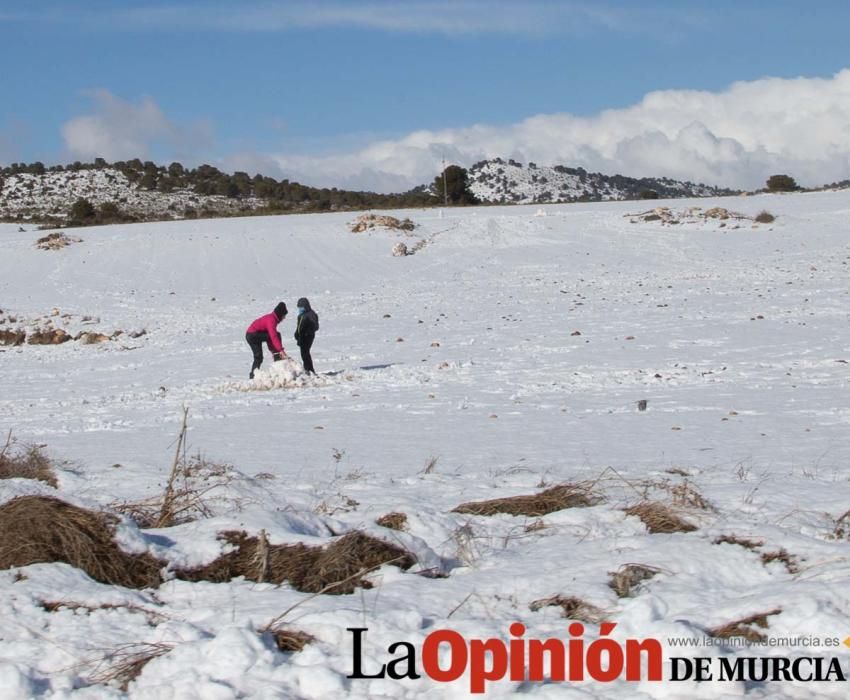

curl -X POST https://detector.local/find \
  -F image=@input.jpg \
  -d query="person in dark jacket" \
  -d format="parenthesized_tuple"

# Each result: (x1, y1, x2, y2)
(294, 297, 319, 375)
(245, 302, 288, 378)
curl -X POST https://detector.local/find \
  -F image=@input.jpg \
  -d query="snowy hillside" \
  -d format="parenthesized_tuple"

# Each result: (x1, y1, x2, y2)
(2, 191, 850, 698)
(468, 158, 737, 204)
(0, 167, 265, 221)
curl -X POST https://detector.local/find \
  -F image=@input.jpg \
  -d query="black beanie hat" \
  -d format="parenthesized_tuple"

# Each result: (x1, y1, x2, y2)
(274, 301, 288, 319)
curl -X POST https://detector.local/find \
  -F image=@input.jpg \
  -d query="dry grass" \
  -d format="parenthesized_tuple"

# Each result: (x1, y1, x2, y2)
(669, 481, 715, 511)
(708, 609, 782, 642)
(0, 496, 162, 589)
(754, 210, 776, 224)
(0, 434, 58, 487)
(529, 596, 608, 624)
(713, 534, 763, 550)
(623, 502, 697, 534)
(831, 509, 850, 539)
(36, 232, 82, 250)
(452, 483, 602, 517)
(176, 530, 415, 594)
(608, 564, 661, 598)
(113, 408, 237, 528)
(375, 512, 408, 531)
(0, 329, 26, 345)
(760, 549, 799, 573)
(88, 642, 173, 690)
(268, 627, 316, 652)
(38, 600, 168, 625)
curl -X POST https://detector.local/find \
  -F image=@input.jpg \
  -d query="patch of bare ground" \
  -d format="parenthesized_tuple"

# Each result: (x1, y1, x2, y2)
(529, 596, 609, 624)
(452, 482, 603, 517)
(708, 609, 782, 642)
(0, 496, 162, 589)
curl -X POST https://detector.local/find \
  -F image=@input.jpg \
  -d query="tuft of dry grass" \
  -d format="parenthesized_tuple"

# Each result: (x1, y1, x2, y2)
(176, 530, 415, 594)
(529, 596, 608, 624)
(0, 329, 26, 346)
(669, 481, 715, 511)
(88, 642, 173, 690)
(268, 627, 315, 652)
(754, 210, 776, 224)
(713, 534, 763, 550)
(0, 433, 58, 487)
(608, 564, 661, 598)
(0, 496, 162, 589)
(623, 502, 697, 534)
(452, 483, 602, 517)
(375, 512, 408, 531)
(831, 509, 850, 540)
(760, 549, 799, 573)
(708, 609, 782, 642)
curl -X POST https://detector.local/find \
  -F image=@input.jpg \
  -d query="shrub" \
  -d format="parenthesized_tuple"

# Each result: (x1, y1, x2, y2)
(754, 210, 775, 223)
(766, 174, 798, 192)
(69, 197, 96, 224)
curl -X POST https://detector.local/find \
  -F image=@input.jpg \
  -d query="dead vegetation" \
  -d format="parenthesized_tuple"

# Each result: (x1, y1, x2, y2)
(452, 482, 602, 517)
(625, 206, 762, 227)
(529, 596, 608, 624)
(713, 534, 763, 550)
(623, 502, 697, 534)
(754, 210, 776, 223)
(267, 627, 316, 652)
(0, 496, 162, 589)
(87, 642, 173, 690)
(350, 213, 415, 233)
(36, 232, 82, 250)
(0, 329, 26, 345)
(375, 512, 408, 531)
(608, 564, 662, 598)
(176, 530, 415, 594)
(38, 600, 168, 626)
(831, 509, 850, 540)
(0, 433, 59, 487)
(713, 535, 798, 573)
(27, 328, 72, 345)
(760, 549, 799, 574)
(708, 609, 782, 642)
(113, 408, 235, 528)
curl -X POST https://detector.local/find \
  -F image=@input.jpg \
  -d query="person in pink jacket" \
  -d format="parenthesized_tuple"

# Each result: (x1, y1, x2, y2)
(245, 302, 288, 378)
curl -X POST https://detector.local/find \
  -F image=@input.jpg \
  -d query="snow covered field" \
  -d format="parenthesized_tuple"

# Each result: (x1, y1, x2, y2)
(1, 191, 850, 698)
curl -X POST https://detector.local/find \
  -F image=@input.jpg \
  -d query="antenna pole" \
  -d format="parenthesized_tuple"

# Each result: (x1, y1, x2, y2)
(442, 155, 448, 206)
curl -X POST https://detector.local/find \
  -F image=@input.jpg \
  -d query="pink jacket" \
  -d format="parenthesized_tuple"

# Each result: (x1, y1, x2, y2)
(246, 312, 285, 353)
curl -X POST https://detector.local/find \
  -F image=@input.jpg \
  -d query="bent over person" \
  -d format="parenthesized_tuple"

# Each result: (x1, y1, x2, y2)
(294, 297, 319, 375)
(245, 302, 288, 378)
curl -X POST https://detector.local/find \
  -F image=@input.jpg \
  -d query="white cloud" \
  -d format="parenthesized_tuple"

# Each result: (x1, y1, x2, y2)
(270, 70, 850, 192)
(61, 90, 213, 163)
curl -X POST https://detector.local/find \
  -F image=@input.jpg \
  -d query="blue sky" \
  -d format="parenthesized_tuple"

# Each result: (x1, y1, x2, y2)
(2, 1, 850, 191)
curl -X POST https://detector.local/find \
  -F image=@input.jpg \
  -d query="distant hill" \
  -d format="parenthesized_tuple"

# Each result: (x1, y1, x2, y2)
(467, 158, 739, 204)
(0, 160, 430, 225)
(0, 157, 742, 226)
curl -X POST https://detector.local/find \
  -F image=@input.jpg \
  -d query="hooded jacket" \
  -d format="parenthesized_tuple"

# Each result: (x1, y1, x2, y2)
(246, 302, 287, 353)
(294, 297, 319, 346)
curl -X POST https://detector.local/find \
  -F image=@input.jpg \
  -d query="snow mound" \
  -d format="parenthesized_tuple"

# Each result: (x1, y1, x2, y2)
(234, 358, 326, 391)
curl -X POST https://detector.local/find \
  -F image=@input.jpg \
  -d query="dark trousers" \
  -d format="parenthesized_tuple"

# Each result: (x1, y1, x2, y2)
(299, 339, 315, 374)
(246, 331, 280, 377)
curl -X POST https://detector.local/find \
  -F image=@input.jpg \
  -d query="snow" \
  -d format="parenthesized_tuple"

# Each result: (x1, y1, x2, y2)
(1, 191, 850, 697)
